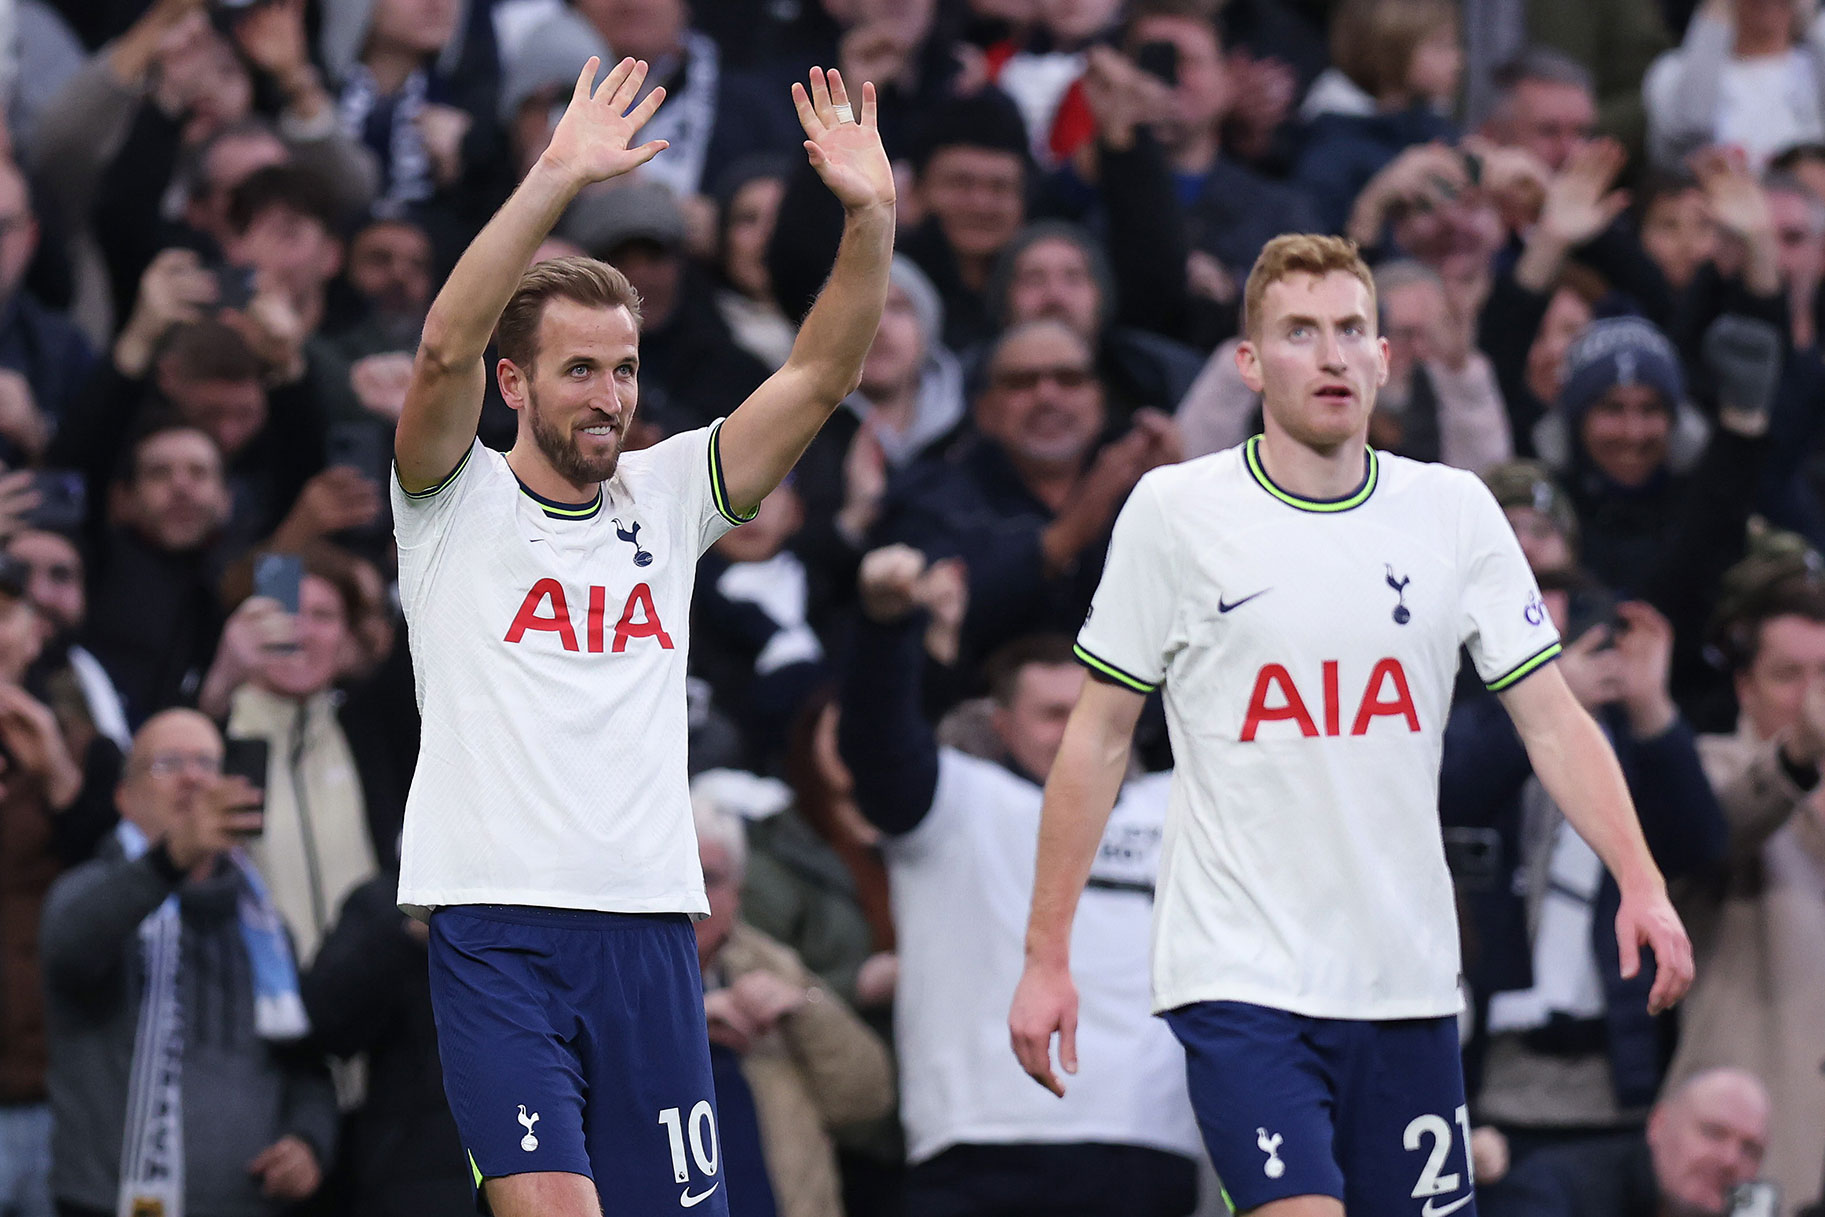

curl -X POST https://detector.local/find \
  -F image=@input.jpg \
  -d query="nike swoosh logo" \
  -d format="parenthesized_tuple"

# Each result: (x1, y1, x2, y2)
(1217, 589, 1270, 613)
(1421, 1193, 1473, 1217)
(680, 1183, 720, 1208)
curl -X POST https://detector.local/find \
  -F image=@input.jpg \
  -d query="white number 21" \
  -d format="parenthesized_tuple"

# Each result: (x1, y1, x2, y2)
(1403, 1105, 1474, 1198)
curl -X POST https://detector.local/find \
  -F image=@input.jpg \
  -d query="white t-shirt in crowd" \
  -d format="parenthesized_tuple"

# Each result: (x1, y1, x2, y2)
(1076, 438, 1560, 1021)
(391, 422, 750, 918)
(886, 750, 1202, 1166)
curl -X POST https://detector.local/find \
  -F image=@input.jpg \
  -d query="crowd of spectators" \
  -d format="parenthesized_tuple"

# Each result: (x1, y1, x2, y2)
(0, 0, 1821, 1214)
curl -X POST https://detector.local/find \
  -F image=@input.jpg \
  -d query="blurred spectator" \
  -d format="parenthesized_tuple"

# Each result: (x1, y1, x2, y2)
(872, 319, 1180, 668)
(1636, 171, 1721, 294)
(838, 548, 1202, 1217)
(1673, 548, 1825, 1215)
(987, 220, 1205, 423)
(711, 156, 796, 373)
(1443, 584, 1726, 1153)
(1371, 258, 1512, 470)
(83, 424, 232, 725)
(900, 88, 1032, 352)
(0, 157, 92, 430)
(1294, 0, 1462, 232)
(1645, 0, 1825, 171)
(980, 0, 1123, 168)
(1479, 1068, 1770, 1217)
(1520, 0, 1669, 161)
(1763, 172, 1825, 350)
(327, 216, 437, 356)
(301, 874, 470, 1217)
(0, 549, 84, 1217)
(0, 1, 85, 157)
(41, 708, 335, 1217)
(1479, 49, 1601, 172)
(6, 525, 130, 754)
(319, 0, 499, 222)
(1483, 459, 1582, 579)
(560, 180, 770, 432)
(496, 7, 610, 183)
(693, 794, 895, 1217)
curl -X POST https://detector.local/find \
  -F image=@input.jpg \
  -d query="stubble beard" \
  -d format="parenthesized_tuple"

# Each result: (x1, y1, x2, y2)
(527, 384, 623, 485)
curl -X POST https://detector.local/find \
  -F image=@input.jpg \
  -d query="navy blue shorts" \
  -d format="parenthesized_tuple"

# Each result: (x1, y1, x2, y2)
(427, 906, 730, 1216)
(1165, 1001, 1478, 1216)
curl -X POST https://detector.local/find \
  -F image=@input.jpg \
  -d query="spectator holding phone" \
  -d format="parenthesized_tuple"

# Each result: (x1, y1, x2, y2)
(40, 707, 336, 1217)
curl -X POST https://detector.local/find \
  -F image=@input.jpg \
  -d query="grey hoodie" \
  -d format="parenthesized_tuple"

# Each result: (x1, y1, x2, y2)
(40, 839, 337, 1217)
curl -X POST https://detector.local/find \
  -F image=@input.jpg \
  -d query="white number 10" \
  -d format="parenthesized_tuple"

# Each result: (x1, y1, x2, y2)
(658, 1102, 720, 1184)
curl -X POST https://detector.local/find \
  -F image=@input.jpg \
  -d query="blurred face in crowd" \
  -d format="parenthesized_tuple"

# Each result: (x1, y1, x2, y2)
(993, 661, 1085, 780)
(1379, 275, 1446, 391)
(118, 429, 232, 553)
(1641, 187, 1718, 294)
(258, 575, 351, 699)
(344, 556, 396, 679)
(1405, 27, 1463, 107)
(118, 709, 225, 841)
(0, 161, 39, 305)
(979, 322, 1105, 474)
(1128, 14, 1231, 145)
(506, 300, 641, 486)
(609, 239, 682, 330)
(1735, 612, 1825, 738)
(712, 482, 803, 564)
(1495, 79, 1596, 172)
(1579, 385, 1671, 489)
(1504, 506, 1574, 573)
(7, 529, 85, 642)
(920, 147, 1027, 267)
(0, 590, 41, 684)
(575, 0, 687, 62)
(693, 829, 742, 964)
(1767, 187, 1825, 287)
(723, 176, 784, 302)
(859, 281, 927, 400)
(1733, 0, 1800, 48)
(187, 130, 288, 242)
(368, 0, 461, 58)
(1007, 236, 1102, 341)
(1647, 1071, 1769, 1217)
(823, 0, 938, 43)
(163, 31, 253, 140)
(1525, 286, 1593, 405)
(156, 359, 267, 459)
(1040, 0, 1122, 42)
(225, 204, 342, 309)
(1240, 270, 1388, 452)
(346, 220, 434, 318)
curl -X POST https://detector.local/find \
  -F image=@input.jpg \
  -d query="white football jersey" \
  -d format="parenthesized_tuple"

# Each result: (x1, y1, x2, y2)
(1077, 438, 1560, 1020)
(391, 422, 750, 918)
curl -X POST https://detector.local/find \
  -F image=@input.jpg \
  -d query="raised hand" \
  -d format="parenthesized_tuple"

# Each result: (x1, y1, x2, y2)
(1536, 137, 1630, 249)
(542, 57, 670, 188)
(792, 68, 895, 212)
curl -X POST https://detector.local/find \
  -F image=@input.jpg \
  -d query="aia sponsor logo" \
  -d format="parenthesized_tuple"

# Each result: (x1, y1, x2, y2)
(504, 579, 674, 652)
(1241, 658, 1420, 740)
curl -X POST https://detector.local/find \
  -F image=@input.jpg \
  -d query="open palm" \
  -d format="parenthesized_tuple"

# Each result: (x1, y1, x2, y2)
(544, 56, 670, 186)
(792, 68, 896, 211)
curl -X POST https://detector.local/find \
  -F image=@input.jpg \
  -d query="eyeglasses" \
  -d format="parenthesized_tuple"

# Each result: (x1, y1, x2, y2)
(990, 365, 1095, 392)
(138, 752, 223, 779)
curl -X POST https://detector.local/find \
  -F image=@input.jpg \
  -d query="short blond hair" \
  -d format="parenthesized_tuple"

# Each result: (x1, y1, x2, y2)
(1243, 234, 1378, 338)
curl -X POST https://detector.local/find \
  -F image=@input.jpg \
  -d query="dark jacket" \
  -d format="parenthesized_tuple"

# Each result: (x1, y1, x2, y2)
(0, 772, 57, 1101)
(1440, 690, 1729, 1108)
(0, 289, 92, 430)
(1479, 1133, 1659, 1217)
(41, 838, 338, 1217)
(1293, 105, 1457, 234)
(83, 529, 227, 727)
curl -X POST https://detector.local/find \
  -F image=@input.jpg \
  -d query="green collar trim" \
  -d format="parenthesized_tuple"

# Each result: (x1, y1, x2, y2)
(516, 477, 604, 520)
(1244, 434, 1378, 513)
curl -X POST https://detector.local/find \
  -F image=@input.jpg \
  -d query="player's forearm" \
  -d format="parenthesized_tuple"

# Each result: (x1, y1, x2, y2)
(783, 202, 896, 401)
(1024, 708, 1133, 968)
(1525, 706, 1667, 896)
(418, 158, 584, 367)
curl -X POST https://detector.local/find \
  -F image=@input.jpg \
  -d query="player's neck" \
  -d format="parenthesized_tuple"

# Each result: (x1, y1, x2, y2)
(506, 444, 599, 506)
(1256, 426, 1369, 501)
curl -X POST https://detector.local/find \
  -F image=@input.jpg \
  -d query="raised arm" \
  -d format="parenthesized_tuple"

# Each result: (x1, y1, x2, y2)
(716, 68, 896, 514)
(395, 56, 668, 491)
(1498, 664, 1695, 1014)
(1008, 676, 1146, 1096)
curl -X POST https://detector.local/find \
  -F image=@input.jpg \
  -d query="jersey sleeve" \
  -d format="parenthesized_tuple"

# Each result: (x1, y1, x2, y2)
(1455, 474, 1562, 692)
(1074, 473, 1183, 694)
(391, 438, 485, 553)
(635, 419, 758, 556)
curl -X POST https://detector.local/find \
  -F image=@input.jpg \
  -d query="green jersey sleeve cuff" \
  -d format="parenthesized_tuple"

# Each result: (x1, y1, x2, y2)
(1485, 641, 1562, 692)
(1073, 643, 1159, 694)
(707, 419, 759, 526)
(396, 445, 473, 499)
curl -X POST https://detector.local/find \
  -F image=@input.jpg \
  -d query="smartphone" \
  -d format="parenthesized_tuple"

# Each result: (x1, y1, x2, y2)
(1136, 40, 1180, 87)
(1728, 1183, 1780, 1217)
(213, 264, 257, 311)
(220, 736, 269, 832)
(25, 470, 86, 534)
(254, 551, 303, 613)
(327, 421, 387, 484)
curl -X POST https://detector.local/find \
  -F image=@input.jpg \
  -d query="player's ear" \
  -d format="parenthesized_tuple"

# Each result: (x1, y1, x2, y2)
(1375, 335, 1391, 387)
(1234, 340, 1264, 394)
(498, 358, 528, 411)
